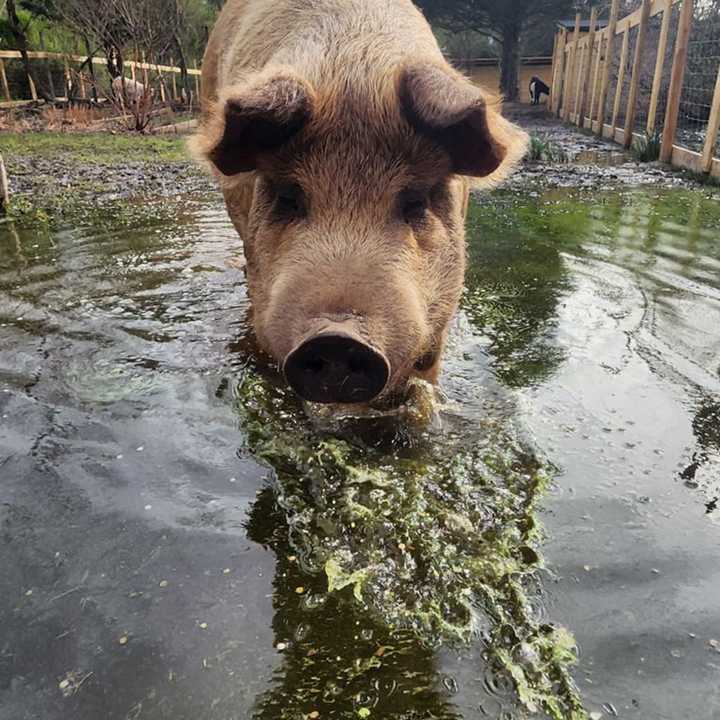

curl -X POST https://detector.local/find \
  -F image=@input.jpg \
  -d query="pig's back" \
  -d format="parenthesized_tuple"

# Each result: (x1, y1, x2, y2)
(201, 0, 443, 108)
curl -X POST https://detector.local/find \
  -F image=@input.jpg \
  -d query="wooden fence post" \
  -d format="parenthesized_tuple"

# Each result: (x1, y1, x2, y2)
(700, 63, 720, 172)
(28, 67, 38, 101)
(573, 39, 587, 122)
(550, 30, 560, 100)
(660, 0, 694, 163)
(194, 59, 201, 103)
(611, 28, 630, 138)
(588, 33, 604, 130)
(170, 58, 178, 100)
(563, 13, 582, 122)
(623, 0, 652, 148)
(0, 154, 9, 214)
(578, 7, 598, 126)
(63, 56, 71, 100)
(646, 0, 672, 134)
(596, 0, 620, 135)
(553, 29, 567, 115)
(0, 59, 10, 102)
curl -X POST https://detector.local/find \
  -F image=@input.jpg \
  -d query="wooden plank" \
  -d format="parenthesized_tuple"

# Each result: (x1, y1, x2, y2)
(700, 63, 720, 172)
(158, 65, 166, 102)
(670, 144, 720, 176)
(577, 6, 598, 123)
(549, 30, 560, 105)
(596, 0, 620, 134)
(63, 57, 71, 99)
(573, 41, 587, 119)
(611, 28, 630, 135)
(564, 13, 582, 122)
(623, 0, 652, 148)
(0, 59, 10, 102)
(0, 50, 201, 76)
(616, 0, 680, 33)
(646, 0, 672, 134)
(552, 29, 568, 115)
(588, 35, 604, 130)
(0, 153, 9, 214)
(170, 58, 178, 99)
(660, 0, 694, 162)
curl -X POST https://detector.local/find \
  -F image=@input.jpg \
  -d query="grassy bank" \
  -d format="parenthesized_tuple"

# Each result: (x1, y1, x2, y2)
(1, 131, 192, 164)
(1, 131, 213, 223)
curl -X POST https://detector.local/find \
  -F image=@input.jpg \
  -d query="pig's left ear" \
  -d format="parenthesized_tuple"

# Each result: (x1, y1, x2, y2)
(194, 71, 315, 176)
(399, 63, 528, 183)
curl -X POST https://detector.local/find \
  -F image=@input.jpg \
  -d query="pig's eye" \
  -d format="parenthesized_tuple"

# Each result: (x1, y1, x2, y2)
(273, 183, 307, 221)
(400, 190, 429, 224)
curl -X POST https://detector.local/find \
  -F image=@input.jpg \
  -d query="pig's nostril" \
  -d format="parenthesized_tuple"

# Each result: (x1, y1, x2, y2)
(284, 333, 390, 404)
(302, 357, 325, 374)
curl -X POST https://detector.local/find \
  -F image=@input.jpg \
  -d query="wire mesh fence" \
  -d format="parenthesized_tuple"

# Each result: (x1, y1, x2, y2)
(678, 0, 720, 151)
(552, 0, 720, 176)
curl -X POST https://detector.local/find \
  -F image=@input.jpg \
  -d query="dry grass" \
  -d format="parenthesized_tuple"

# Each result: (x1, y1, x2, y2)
(40, 105, 106, 130)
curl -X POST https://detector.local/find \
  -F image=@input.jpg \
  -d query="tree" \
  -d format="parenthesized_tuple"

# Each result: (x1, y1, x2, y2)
(416, 0, 576, 101)
(3, 0, 54, 100)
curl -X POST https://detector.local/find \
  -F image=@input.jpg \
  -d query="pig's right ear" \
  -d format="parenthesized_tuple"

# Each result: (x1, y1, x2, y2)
(195, 73, 314, 176)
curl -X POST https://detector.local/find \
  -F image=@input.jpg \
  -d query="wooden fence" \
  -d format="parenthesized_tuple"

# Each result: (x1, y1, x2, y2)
(550, 0, 720, 177)
(0, 49, 201, 107)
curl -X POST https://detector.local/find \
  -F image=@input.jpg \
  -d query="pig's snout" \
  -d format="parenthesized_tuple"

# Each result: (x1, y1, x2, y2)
(283, 328, 390, 404)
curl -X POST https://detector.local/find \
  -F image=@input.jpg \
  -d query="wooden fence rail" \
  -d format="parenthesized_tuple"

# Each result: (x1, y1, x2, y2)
(552, 0, 720, 178)
(0, 49, 201, 107)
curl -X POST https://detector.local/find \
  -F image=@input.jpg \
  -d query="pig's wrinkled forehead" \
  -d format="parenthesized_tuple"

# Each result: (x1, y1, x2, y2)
(274, 95, 452, 193)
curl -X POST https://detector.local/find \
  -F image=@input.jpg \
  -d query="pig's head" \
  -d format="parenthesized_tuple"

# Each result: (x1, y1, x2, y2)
(195, 61, 527, 404)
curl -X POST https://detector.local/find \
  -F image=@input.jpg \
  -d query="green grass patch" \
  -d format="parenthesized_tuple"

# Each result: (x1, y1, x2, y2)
(0, 131, 191, 164)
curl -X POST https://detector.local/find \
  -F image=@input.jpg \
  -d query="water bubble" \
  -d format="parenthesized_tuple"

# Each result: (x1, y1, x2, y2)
(442, 675, 459, 694)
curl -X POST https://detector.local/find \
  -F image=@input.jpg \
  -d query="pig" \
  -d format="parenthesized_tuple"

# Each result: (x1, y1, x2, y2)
(193, 0, 528, 405)
(111, 76, 150, 107)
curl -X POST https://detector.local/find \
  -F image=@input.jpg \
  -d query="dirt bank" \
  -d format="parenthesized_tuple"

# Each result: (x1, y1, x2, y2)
(0, 108, 714, 222)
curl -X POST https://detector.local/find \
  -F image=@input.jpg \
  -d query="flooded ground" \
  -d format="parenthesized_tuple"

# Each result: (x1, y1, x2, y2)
(1, 178, 719, 720)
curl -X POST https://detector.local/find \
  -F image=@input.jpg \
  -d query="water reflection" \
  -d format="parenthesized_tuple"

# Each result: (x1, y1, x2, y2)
(2, 182, 720, 719)
(681, 398, 720, 514)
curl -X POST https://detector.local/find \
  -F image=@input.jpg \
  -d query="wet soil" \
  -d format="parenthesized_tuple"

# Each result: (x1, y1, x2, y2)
(0, 107, 709, 223)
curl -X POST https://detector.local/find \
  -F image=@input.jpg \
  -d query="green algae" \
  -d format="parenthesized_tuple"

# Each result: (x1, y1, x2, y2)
(234, 369, 586, 719)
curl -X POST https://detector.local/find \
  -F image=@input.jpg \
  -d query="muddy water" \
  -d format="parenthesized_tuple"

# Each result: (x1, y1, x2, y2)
(1, 185, 719, 720)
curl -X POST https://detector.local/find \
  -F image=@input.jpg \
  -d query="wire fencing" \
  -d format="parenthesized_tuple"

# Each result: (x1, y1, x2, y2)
(551, 0, 720, 177)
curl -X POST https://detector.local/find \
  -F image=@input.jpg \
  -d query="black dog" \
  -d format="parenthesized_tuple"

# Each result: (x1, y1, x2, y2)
(529, 76, 550, 105)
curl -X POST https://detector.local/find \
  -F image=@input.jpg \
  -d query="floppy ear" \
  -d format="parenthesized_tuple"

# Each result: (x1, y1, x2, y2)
(399, 63, 528, 183)
(195, 71, 314, 176)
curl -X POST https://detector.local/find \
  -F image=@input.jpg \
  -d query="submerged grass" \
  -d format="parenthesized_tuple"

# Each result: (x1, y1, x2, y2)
(631, 131, 662, 163)
(234, 369, 587, 719)
(527, 134, 570, 163)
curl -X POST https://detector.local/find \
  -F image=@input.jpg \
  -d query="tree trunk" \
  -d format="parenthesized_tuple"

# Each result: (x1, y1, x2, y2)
(173, 34, 190, 105)
(6, 0, 54, 102)
(83, 36, 99, 104)
(500, 24, 522, 102)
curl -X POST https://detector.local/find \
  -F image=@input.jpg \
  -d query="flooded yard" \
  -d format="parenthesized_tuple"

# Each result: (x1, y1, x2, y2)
(1, 179, 719, 719)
